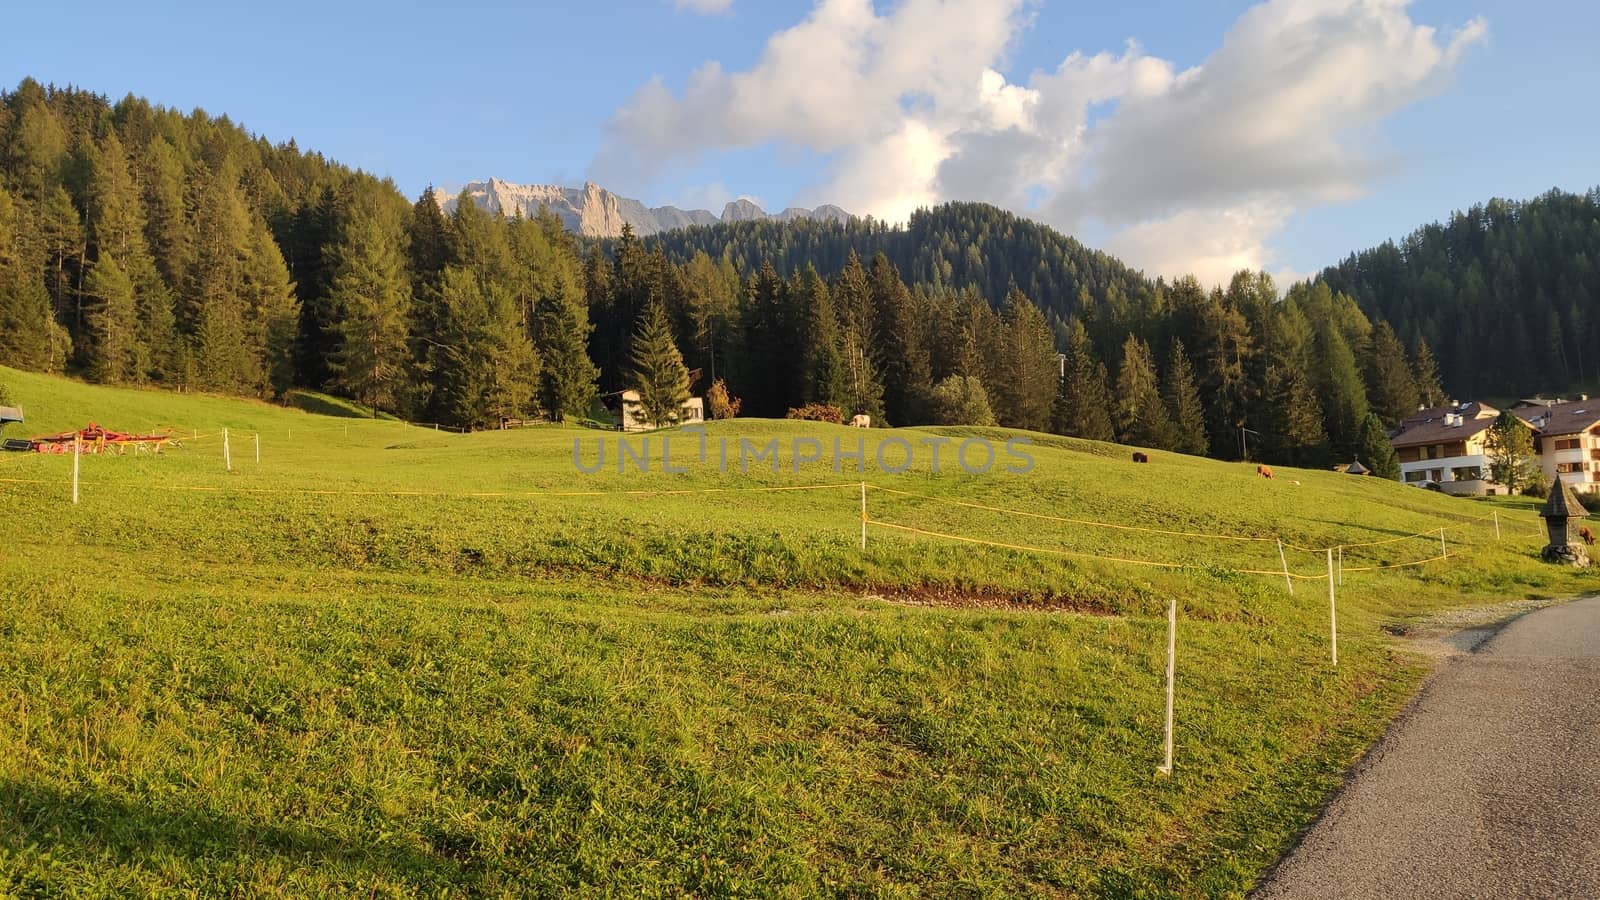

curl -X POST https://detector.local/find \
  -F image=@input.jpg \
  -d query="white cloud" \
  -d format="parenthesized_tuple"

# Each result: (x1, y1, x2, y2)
(595, 0, 1488, 283)
(673, 0, 734, 14)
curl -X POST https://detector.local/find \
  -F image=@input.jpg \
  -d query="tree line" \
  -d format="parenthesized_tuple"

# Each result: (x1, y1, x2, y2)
(5, 79, 1590, 478)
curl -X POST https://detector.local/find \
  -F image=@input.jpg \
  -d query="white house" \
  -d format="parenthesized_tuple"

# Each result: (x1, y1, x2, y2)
(1389, 401, 1505, 495)
(1517, 399, 1600, 494)
(615, 389, 704, 432)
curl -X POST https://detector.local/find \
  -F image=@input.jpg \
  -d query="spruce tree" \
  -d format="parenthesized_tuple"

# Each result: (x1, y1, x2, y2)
(868, 254, 930, 425)
(1264, 365, 1329, 468)
(631, 299, 691, 428)
(1412, 339, 1445, 408)
(995, 287, 1058, 431)
(1365, 321, 1418, 426)
(1051, 321, 1115, 442)
(328, 203, 413, 415)
(1115, 334, 1173, 449)
(1314, 322, 1370, 460)
(1356, 412, 1400, 480)
(535, 291, 599, 421)
(1165, 339, 1209, 456)
(85, 254, 142, 383)
(795, 265, 850, 410)
(929, 375, 996, 426)
(0, 186, 62, 370)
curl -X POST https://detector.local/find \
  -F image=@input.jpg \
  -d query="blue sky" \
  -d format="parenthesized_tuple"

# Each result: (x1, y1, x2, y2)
(3, 0, 1595, 285)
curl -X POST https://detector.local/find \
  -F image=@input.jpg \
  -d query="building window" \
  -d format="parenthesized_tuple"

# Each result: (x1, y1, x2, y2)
(1451, 466, 1483, 482)
(1557, 462, 1584, 474)
(1556, 438, 1581, 450)
(1405, 471, 1427, 483)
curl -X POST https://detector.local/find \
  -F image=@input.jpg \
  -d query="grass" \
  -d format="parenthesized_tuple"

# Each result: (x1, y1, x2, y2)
(0, 365, 1588, 897)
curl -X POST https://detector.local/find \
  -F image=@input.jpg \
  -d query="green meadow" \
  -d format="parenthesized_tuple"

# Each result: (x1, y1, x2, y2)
(0, 365, 1585, 897)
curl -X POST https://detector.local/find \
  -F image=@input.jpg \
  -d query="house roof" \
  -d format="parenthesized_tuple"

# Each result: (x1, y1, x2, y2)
(1515, 399, 1600, 438)
(1345, 459, 1370, 475)
(1542, 475, 1589, 519)
(1389, 402, 1498, 449)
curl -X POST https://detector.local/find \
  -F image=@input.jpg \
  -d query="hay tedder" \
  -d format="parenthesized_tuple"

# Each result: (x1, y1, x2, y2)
(23, 423, 174, 455)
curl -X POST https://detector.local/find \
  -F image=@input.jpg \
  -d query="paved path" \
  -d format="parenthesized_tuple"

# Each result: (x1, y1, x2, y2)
(1255, 596, 1600, 899)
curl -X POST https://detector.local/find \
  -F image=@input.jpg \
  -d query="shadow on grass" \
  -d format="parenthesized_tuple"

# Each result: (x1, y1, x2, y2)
(0, 778, 472, 889)
(285, 390, 392, 421)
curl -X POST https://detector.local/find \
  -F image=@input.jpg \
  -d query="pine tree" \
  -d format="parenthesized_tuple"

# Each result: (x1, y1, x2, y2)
(327, 203, 413, 415)
(535, 290, 599, 422)
(0, 186, 63, 370)
(430, 267, 541, 429)
(1263, 365, 1329, 468)
(1365, 321, 1418, 426)
(1052, 321, 1115, 442)
(994, 287, 1058, 431)
(244, 223, 300, 398)
(1412, 339, 1446, 408)
(868, 254, 930, 425)
(1356, 412, 1400, 480)
(795, 265, 850, 410)
(833, 252, 885, 422)
(1165, 339, 1208, 456)
(84, 254, 142, 383)
(1115, 334, 1173, 449)
(1314, 322, 1370, 460)
(631, 299, 691, 428)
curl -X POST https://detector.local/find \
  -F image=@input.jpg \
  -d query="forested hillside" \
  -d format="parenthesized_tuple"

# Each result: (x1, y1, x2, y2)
(2, 78, 1591, 474)
(1319, 188, 1600, 398)
(635, 202, 1157, 325)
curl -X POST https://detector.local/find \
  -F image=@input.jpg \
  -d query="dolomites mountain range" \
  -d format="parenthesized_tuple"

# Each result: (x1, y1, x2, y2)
(436, 178, 852, 238)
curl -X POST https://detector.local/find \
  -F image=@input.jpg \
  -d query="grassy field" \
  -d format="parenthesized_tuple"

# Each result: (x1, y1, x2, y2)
(0, 365, 1586, 897)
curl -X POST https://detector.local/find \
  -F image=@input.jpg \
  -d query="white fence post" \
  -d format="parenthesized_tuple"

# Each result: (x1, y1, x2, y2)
(72, 434, 80, 505)
(1493, 511, 1501, 541)
(255, 433, 260, 464)
(1440, 527, 1447, 559)
(224, 428, 232, 472)
(1277, 538, 1294, 595)
(1158, 595, 1176, 777)
(1327, 548, 1338, 666)
(859, 482, 867, 551)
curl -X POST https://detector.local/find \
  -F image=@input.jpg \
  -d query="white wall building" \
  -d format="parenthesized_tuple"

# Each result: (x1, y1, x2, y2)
(1389, 402, 1504, 495)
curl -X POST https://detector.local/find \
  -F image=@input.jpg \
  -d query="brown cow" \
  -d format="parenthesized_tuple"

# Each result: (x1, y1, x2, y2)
(1581, 526, 1595, 546)
(1257, 464, 1274, 480)
(1131, 451, 1149, 463)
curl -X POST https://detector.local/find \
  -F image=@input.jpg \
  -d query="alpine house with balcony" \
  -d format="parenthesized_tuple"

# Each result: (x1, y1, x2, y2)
(1389, 401, 1503, 495)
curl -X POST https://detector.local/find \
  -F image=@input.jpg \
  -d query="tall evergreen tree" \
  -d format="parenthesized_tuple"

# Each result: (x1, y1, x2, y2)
(1164, 339, 1208, 456)
(1356, 412, 1400, 480)
(1365, 320, 1418, 426)
(1262, 365, 1329, 468)
(868, 253, 930, 425)
(795, 265, 850, 409)
(534, 275, 600, 422)
(994, 287, 1058, 431)
(1412, 339, 1446, 408)
(1115, 334, 1173, 449)
(84, 254, 142, 383)
(1052, 320, 1115, 442)
(630, 299, 691, 428)
(327, 203, 413, 415)
(1313, 321, 1370, 460)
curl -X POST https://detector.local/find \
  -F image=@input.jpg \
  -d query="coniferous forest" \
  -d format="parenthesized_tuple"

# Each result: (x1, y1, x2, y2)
(3, 79, 1599, 473)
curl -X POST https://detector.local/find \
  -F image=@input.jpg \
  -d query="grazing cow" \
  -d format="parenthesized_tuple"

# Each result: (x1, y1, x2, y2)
(1257, 464, 1274, 480)
(849, 414, 871, 428)
(1131, 451, 1149, 464)
(1581, 526, 1595, 546)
